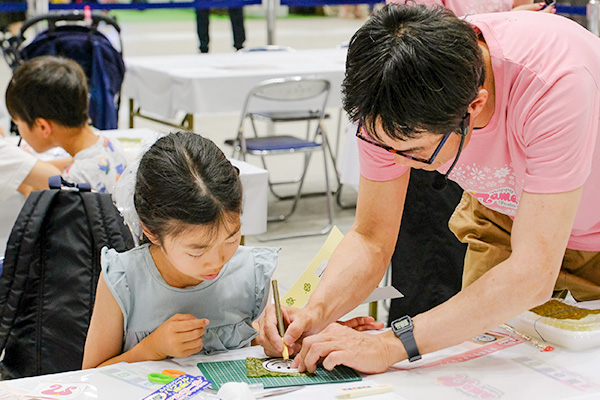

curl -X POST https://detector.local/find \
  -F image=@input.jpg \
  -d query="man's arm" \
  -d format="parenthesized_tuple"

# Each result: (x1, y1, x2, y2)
(295, 188, 582, 373)
(259, 172, 410, 354)
(302, 173, 410, 325)
(408, 188, 581, 358)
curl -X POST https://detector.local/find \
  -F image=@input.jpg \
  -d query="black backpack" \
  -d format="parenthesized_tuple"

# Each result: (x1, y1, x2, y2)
(0, 176, 134, 378)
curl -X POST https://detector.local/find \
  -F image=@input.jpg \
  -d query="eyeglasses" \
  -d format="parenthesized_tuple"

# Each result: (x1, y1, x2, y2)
(355, 113, 470, 165)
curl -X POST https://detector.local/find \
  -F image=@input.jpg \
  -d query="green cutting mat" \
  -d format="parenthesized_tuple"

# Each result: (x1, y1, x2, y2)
(197, 359, 361, 390)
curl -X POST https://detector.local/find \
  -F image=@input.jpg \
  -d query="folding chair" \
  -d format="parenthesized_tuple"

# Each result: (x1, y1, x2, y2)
(228, 76, 337, 239)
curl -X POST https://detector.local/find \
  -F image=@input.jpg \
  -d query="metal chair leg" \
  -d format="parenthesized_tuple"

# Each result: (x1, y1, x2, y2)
(336, 183, 357, 209)
(256, 146, 333, 241)
(267, 152, 314, 222)
(321, 124, 341, 191)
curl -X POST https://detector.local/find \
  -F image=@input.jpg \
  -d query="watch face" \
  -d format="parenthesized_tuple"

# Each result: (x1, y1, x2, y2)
(392, 317, 411, 331)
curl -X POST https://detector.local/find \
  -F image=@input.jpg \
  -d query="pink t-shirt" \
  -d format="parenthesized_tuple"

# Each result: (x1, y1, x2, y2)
(387, 0, 513, 15)
(358, 12, 600, 251)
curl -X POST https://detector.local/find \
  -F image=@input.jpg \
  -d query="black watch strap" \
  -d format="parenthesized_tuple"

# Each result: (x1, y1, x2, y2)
(391, 316, 422, 362)
(398, 330, 421, 362)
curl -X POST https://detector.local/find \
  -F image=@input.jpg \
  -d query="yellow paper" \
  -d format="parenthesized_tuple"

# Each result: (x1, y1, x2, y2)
(281, 226, 344, 308)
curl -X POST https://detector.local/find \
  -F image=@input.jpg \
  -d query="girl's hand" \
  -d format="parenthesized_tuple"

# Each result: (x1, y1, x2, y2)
(140, 314, 209, 360)
(254, 304, 305, 357)
(337, 316, 385, 332)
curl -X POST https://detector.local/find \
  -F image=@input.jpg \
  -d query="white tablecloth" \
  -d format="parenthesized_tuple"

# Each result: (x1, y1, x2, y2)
(122, 48, 347, 119)
(2, 332, 600, 399)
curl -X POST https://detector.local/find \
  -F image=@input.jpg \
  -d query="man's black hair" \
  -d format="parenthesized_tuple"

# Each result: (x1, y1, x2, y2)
(343, 3, 485, 140)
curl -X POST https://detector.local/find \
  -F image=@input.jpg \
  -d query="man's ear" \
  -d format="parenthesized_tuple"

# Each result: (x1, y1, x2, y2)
(469, 88, 488, 118)
(468, 88, 490, 127)
(141, 222, 160, 245)
(34, 118, 53, 139)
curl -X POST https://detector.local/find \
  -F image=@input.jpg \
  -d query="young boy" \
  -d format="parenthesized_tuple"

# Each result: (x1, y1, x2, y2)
(5, 56, 126, 195)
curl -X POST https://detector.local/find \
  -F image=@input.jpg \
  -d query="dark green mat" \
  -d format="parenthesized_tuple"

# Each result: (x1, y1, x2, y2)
(197, 358, 361, 390)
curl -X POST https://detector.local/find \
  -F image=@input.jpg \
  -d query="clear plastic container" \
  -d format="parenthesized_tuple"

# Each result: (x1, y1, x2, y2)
(507, 299, 600, 351)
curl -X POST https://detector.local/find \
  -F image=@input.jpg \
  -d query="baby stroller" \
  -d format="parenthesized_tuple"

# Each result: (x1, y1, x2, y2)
(1, 10, 125, 130)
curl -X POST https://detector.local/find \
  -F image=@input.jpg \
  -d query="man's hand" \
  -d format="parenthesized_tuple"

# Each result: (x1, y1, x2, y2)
(139, 314, 209, 360)
(292, 323, 395, 374)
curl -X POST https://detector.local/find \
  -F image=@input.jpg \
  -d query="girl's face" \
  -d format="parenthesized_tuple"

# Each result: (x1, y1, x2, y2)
(149, 214, 242, 288)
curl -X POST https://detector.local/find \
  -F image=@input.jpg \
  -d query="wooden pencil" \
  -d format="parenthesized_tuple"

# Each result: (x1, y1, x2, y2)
(271, 280, 290, 360)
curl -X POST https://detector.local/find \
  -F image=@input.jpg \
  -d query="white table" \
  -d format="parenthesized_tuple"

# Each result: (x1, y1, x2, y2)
(102, 129, 268, 236)
(2, 331, 600, 399)
(122, 48, 347, 129)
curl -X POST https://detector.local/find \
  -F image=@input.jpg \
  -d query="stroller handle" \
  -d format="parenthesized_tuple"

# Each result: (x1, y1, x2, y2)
(20, 10, 121, 36)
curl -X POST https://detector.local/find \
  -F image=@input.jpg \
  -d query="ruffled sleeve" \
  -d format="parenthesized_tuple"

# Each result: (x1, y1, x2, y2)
(200, 320, 259, 355)
(251, 247, 279, 321)
(100, 246, 132, 329)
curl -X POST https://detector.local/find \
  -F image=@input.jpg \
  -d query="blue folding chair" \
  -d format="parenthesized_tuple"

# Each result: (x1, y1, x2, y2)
(228, 76, 339, 239)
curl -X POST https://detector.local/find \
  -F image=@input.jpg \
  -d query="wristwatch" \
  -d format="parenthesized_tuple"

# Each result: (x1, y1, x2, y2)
(391, 315, 422, 362)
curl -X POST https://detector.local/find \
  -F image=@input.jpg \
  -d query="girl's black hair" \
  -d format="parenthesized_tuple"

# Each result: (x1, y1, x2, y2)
(134, 131, 242, 242)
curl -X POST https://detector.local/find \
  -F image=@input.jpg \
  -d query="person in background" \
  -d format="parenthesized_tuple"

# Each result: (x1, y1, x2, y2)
(5, 56, 127, 196)
(196, 6, 245, 53)
(385, 0, 556, 327)
(402, 0, 543, 14)
(339, 4, 369, 19)
(0, 128, 61, 255)
(0, 129, 60, 200)
(258, 3, 600, 373)
(0, 0, 25, 36)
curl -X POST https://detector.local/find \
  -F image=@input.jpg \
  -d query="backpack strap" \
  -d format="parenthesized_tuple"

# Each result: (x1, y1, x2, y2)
(48, 175, 92, 192)
(0, 190, 60, 351)
(79, 192, 133, 310)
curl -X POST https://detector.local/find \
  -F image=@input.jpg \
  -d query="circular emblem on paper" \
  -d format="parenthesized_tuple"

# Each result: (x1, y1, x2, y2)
(262, 358, 299, 373)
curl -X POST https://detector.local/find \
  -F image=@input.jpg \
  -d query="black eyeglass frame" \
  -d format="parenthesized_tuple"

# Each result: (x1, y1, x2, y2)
(356, 113, 471, 165)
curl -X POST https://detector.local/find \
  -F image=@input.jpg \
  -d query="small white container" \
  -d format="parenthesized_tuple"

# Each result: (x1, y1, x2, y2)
(507, 300, 600, 351)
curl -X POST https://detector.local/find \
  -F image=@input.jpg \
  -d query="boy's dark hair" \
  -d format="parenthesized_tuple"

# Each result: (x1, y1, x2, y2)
(134, 131, 243, 242)
(6, 56, 89, 128)
(343, 4, 485, 141)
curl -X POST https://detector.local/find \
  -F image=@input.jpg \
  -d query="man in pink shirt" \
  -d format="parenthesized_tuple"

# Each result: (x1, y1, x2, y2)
(379, 0, 555, 326)
(257, 4, 600, 372)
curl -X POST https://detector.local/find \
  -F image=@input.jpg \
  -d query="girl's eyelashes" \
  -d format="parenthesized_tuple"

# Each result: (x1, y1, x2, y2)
(188, 253, 205, 258)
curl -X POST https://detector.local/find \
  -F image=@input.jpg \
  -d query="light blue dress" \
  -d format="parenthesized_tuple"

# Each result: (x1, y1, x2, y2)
(101, 244, 278, 355)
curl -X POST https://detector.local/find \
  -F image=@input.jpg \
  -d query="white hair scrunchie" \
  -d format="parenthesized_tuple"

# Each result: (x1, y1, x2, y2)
(114, 131, 166, 245)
